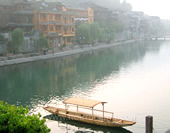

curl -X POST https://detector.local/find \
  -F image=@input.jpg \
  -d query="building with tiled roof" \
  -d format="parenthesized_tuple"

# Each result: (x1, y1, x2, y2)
(33, 1, 75, 47)
(0, 0, 35, 31)
(63, 6, 94, 25)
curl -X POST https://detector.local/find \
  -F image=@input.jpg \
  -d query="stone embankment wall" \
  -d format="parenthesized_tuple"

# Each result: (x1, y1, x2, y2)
(0, 40, 136, 67)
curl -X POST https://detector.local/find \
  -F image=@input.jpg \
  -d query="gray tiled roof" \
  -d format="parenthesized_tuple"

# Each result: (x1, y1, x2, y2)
(0, 0, 74, 15)
(13, 10, 34, 15)
(7, 22, 34, 27)
(32, 1, 63, 11)
(0, 0, 13, 6)
(0, 0, 35, 6)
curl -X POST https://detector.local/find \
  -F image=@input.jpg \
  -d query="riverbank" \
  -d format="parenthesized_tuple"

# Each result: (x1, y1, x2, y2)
(0, 40, 138, 67)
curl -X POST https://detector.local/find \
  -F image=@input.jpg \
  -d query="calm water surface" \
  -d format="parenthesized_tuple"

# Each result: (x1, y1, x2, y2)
(0, 41, 170, 133)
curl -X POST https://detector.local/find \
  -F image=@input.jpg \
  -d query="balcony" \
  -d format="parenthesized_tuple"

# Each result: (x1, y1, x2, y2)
(40, 21, 55, 25)
(56, 30, 62, 36)
(64, 24, 75, 26)
(63, 32, 75, 37)
(47, 32, 59, 37)
(43, 31, 48, 36)
(56, 22, 63, 25)
(55, 20, 62, 23)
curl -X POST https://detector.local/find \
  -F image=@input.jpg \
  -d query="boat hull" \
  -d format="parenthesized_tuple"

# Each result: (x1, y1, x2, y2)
(43, 106, 136, 127)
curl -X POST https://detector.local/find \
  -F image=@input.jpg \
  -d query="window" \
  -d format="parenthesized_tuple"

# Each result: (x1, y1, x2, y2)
(89, 11, 93, 15)
(89, 18, 92, 22)
(72, 18, 74, 23)
(49, 14, 53, 19)
(55, 15, 60, 21)
(64, 17, 67, 24)
(42, 26, 48, 31)
(3, 6, 6, 10)
(26, 17, 29, 23)
(56, 26, 61, 31)
(55, 15, 57, 20)
(30, 5, 34, 8)
(72, 28, 74, 33)
(50, 26, 54, 31)
(64, 28, 67, 33)
(67, 37, 71, 43)
(43, 14, 47, 19)
(20, 4, 23, 9)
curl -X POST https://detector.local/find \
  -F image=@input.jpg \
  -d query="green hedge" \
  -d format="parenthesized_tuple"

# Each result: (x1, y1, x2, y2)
(0, 101, 50, 133)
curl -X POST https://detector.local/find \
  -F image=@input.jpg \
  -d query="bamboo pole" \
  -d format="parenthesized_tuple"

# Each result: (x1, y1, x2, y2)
(92, 107, 94, 121)
(102, 103, 104, 121)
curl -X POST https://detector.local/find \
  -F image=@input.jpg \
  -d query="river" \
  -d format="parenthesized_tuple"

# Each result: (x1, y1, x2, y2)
(0, 41, 170, 133)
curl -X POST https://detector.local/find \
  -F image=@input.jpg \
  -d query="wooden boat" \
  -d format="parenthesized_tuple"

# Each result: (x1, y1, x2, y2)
(43, 97, 136, 127)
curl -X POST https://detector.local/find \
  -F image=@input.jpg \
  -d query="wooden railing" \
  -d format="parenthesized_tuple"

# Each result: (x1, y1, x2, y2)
(66, 104, 114, 119)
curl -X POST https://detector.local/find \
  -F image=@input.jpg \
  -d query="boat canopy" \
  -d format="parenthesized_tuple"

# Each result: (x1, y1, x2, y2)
(63, 97, 107, 108)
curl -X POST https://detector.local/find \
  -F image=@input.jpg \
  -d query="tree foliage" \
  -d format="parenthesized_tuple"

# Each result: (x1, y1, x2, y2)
(105, 24, 116, 43)
(37, 36, 49, 49)
(76, 23, 91, 44)
(90, 23, 101, 44)
(98, 27, 105, 43)
(76, 23, 101, 44)
(0, 34, 4, 41)
(11, 28, 24, 53)
(0, 101, 50, 133)
(114, 21, 124, 32)
(76, 22, 124, 45)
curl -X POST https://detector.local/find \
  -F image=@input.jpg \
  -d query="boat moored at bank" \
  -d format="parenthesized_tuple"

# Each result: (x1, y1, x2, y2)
(43, 97, 136, 127)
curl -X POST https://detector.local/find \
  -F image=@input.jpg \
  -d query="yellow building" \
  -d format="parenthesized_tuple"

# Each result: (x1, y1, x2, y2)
(63, 6, 94, 24)
(33, 10, 75, 47)
(32, 1, 94, 47)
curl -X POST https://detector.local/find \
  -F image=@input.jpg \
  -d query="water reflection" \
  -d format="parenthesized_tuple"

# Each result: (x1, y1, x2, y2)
(0, 40, 168, 132)
(0, 41, 156, 106)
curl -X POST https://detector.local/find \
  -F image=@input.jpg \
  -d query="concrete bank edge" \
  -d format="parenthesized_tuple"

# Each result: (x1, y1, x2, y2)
(0, 40, 136, 67)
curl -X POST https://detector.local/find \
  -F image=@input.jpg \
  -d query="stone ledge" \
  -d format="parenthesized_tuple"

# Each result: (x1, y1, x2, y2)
(0, 40, 137, 67)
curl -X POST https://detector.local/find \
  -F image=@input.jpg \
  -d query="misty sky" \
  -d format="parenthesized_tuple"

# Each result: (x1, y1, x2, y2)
(125, 0, 170, 19)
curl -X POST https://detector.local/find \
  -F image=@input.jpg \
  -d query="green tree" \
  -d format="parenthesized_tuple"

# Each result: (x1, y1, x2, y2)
(76, 23, 102, 45)
(105, 24, 116, 43)
(37, 36, 49, 49)
(0, 34, 4, 41)
(90, 23, 100, 44)
(98, 27, 105, 43)
(0, 101, 50, 133)
(76, 23, 91, 44)
(114, 21, 124, 32)
(76, 22, 122, 45)
(11, 28, 24, 54)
